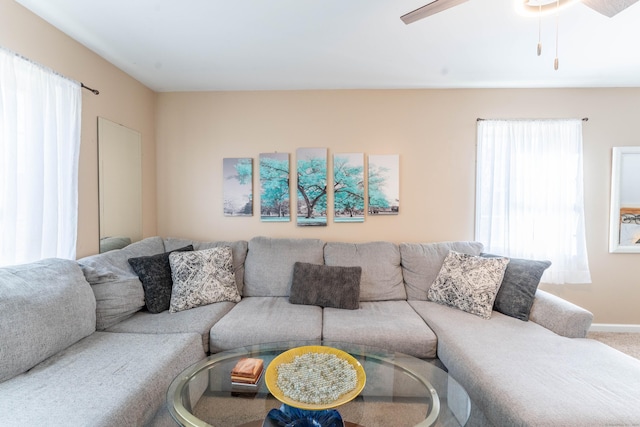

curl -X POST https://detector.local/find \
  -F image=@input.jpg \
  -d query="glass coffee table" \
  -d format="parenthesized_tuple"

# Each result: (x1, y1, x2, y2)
(167, 341, 470, 427)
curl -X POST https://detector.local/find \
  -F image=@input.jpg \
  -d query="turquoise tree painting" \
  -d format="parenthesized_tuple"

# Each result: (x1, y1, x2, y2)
(333, 153, 365, 223)
(368, 154, 399, 215)
(297, 148, 327, 226)
(259, 153, 290, 222)
(223, 158, 253, 216)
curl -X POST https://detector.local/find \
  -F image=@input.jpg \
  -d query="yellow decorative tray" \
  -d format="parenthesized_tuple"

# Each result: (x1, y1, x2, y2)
(265, 345, 366, 410)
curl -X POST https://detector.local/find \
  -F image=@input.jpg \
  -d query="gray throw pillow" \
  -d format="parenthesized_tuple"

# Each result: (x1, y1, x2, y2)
(169, 247, 241, 313)
(128, 245, 193, 313)
(483, 253, 552, 321)
(428, 251, 509, 319)
(289, 262, 362, 310)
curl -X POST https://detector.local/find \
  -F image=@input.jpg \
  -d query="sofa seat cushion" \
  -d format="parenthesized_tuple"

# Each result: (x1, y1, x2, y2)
(324, 241, 406, 301)
(322, 301, 437, 359)
(400, 241, 484, 301)
(409, 300, 640, 426)
(209, 297, 323, 353)
(243, 237, 325, 297)
(0, 259, 96, 382)
(105, 301, 236, 352)
(0, 331, 204, 427)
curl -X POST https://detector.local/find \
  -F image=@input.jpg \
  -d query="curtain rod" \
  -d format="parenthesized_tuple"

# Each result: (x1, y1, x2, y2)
(476, 117, 588, 122)
(81, 83, 100, 95)
(1, 46, 100, 95)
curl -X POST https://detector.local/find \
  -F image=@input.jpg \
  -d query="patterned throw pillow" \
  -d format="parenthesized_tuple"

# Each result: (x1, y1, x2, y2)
(428, 251, 509, 319)
(168, 247, 241, 313)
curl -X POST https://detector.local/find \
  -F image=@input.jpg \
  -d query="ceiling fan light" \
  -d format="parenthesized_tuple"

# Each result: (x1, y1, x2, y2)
(515, 0, 581, 16)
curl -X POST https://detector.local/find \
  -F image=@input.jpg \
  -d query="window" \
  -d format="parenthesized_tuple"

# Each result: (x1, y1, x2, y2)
(475, 119, 591, 284)
(0, 47, 81, 267)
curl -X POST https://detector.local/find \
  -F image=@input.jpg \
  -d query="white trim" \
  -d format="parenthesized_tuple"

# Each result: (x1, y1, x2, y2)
(589, 323, 640, 333)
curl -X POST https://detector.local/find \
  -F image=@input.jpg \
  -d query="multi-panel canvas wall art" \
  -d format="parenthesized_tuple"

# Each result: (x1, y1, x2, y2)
(368, 154, 399, 215)
(333, 153, 365, 223)
(259, 153, 290, 222)
(297, 148, 328, 226)
(223, 158, 253, 216)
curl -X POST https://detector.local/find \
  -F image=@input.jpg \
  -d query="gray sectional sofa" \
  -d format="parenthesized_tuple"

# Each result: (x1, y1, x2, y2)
(2, 235, 640, 427)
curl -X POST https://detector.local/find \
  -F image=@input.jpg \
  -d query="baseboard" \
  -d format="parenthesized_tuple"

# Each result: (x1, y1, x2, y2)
(589, 323, 640, 333)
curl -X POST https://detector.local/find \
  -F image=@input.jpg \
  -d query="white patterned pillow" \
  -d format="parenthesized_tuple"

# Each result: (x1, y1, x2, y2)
(168, 247, 241, 313)
(428, 251, 509, 319)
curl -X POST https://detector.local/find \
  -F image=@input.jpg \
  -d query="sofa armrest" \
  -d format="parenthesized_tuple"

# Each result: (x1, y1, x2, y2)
(529, 289, 593, 338)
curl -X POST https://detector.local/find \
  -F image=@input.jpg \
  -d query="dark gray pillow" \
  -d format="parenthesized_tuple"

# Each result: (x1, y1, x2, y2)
(483, 254, 551, 321)
(289, 262, 362, 310)
(128, 245, 193, 313)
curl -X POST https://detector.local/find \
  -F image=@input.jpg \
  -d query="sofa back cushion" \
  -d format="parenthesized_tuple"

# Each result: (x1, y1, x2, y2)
(243, 237, 325, 297)
(79, 237, 166, 278)
(400, 241, 484, 300)
(164, 238, 249, 295)
(77, 236, 165, 329)
(324, 241, 406, 301)
(0, 258, 96, 382)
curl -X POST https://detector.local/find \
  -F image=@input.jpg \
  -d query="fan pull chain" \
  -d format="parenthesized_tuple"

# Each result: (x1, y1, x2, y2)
(537, 3, 543, 56)
(554, 0, 560, 70)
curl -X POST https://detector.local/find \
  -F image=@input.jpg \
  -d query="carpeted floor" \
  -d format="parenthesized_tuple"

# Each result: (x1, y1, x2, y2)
(587, 332, 640, 360)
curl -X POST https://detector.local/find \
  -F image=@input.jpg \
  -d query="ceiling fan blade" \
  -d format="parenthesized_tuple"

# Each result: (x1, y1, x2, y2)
(401, 0, 470, 24)
(581, 0, 639, 16)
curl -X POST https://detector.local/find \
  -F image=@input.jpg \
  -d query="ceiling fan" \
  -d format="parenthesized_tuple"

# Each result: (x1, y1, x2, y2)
(400, 0, 639, 23)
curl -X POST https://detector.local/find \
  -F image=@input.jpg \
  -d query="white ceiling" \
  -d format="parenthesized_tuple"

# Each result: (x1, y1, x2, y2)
(15, 0, 640, 92)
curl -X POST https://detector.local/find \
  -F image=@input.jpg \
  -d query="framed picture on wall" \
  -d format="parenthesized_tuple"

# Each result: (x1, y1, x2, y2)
(223, 158, 253, 217)
(619, 208, 640, 246)
(609, 147, 640, 253)
(259, 153, 290, 222)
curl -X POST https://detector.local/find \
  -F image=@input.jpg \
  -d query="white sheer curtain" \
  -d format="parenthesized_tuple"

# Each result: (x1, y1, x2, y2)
(0, 47, 81, 267)
(475, 119, 591, 284)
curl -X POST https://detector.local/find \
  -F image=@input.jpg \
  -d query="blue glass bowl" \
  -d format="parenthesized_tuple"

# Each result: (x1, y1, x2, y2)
(264, 404, 344, 427)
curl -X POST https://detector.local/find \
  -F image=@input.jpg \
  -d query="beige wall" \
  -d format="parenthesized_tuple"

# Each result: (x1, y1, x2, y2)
(156, 89, 640, 325)
(3, 0, 639, 325)
(0, 0, 157, 257)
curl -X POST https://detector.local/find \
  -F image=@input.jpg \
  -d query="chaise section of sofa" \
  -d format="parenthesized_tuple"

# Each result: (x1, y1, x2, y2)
(399, 239, 640, 426)
(0, 257, 205, 426)
(410, 299, 640, 426)
(0, 331, 204, 426)
(0, 258, 96, 383)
